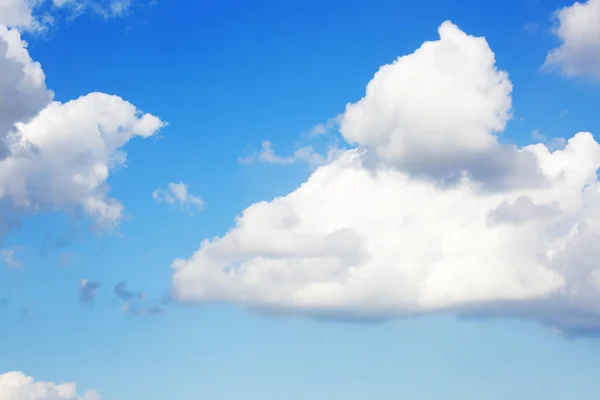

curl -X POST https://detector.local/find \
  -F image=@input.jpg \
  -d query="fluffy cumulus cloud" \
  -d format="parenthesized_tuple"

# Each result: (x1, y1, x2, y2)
(0, 371, 100, 400)
(0, 0, 39, 30)
(0, 21, 164, 237)
(545, 0, 600, 80)
(171, 21, 600, 336)
(0, 24, 52, 147)
(339, 22, 544, 189)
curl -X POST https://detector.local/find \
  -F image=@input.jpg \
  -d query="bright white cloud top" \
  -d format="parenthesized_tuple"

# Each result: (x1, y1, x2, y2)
(0, 21, 164, 236)
(0, 372, 100, 400)
(171, 21, 600, 335)
(546, 0, 600, 80)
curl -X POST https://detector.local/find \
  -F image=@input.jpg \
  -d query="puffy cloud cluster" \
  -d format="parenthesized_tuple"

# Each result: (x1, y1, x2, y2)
(171, 21, 600, 335)
(546, 0, 600, 80)
(0, 0, 40, 31)
(0, 371, 100, 400)
(0, 21, 164, 237)
(339, 22, 543, 190)
(0, 24, 51, 148)
(341, 23, 512, 174)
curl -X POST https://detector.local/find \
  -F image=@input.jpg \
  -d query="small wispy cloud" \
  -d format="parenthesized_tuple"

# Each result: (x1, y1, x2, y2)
(114, 282, 145, 302)
(152, 182, 204, 214)
(79, 279, 101, 305)
(239, 113, 345, 169)
(125, 303, 164, 316)
(239, 140, 336, 169)
(308, 115, 342, 136)
(0, 248, 22, 268)
(52, 0, 135, 20)
(57, 252, 75, 264)
(3, 0, 152, 33)
(531, 128, 566, 151)
(522, 21, 540, 33)
(114, 282, 165, 316)
(531, 128, 544, 141)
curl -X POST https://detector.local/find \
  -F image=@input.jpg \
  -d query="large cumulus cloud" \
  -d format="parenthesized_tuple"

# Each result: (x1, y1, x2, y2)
(0, 0, 42, 31)
(171, 21, 600, 335)
(545, 0, 600, 81)
(0, 371, 100, 400)
(0, 21, 164, 238)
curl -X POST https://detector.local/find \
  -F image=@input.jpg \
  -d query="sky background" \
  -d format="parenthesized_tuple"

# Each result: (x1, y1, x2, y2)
(2, 0, 600, 399)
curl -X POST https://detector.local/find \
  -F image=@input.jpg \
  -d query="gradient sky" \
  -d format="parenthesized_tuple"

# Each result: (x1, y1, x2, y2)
(2, 0, 600, 399)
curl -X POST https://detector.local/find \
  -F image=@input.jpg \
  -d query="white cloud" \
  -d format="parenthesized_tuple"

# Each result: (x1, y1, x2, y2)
(545, 0, 600, 80)
(0, 24, 52, 146)
(309, 115, 341, 136)
(530, 129, 566, 151)
(0, 23, 164, 234)
(4, 91, 164, 228)
(53, 0, 134, 19)
(241, 119, 343, 169)
(339, 21, 525, 187)
(153, 182, 204, 214)
(171, 21, 600, 335)
(531, 128, 544, 141)
(0, 0, 143, 32)
(239, 140, 329, 168)
(0, 371, 100, 400)
(0, 0, 57, 32)
(0, 0, 38, 30)
(0, 247, 21, 268)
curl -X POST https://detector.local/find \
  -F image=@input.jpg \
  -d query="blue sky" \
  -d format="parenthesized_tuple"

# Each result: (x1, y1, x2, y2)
(3, 0, 600, 399)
